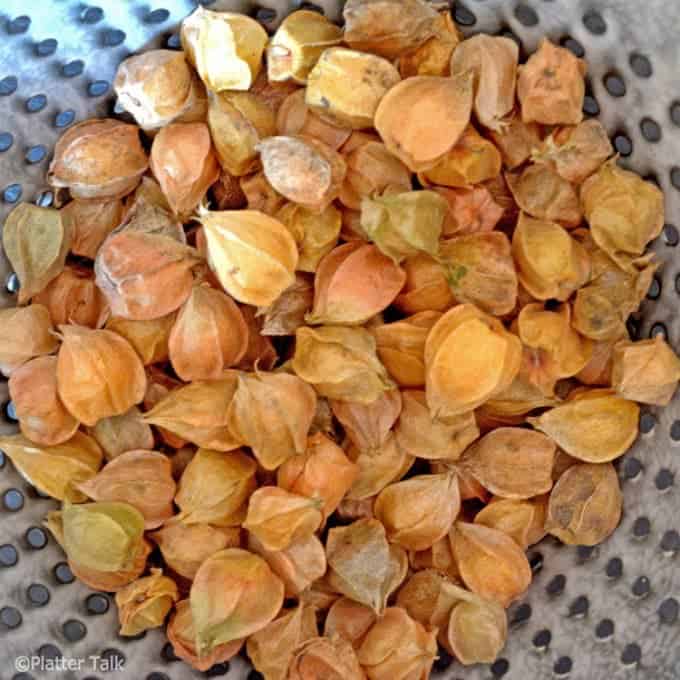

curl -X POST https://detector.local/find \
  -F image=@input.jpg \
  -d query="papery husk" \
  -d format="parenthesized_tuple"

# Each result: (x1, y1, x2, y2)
(175, 447, 256, 526)
(324, 598, 377, 650)
(75, 450, 175, 529)
(251, 67, 302, 113)
(142, 369, 185, 445)
(198, 206, 298, 306)
(581, 161, 664, 266)
(0, 431, 100, 502)
(288, 635, 366, 680)
(248, 532, 326, 598)
(56, 325, 146, 426)
(276, 202, 341, 272)
(532, 119, 613, 184)
(528, 391, 639, 463)
(208, 90, 277, 176)
(506, 164, 582, 228)
(517, 38, 586, 126)
(450, 34, 518, 132)
(424, 304, 522, 418)
(360, 191, 445, 264)
(420, 124, 502, 188)
(482, 370, 559, 417)
(546, 462, 622, 545)
(307, 242, 406, 325)
(8, 356, 80, 446)
(211, 170, 248, 210)
(150, 122, 220, 219)
(509, 341, 561, 400)
(326, 519, 408, 614)
(168, 447, 196, 480)
(150, 521, 241, 580)
(259, 135, 347, 212)
(0, 304, 59, 376)
(488, 110, 543, 170)
(483, 173, 519, 229)
(48, 119, 148, 200)
(243, 487, 323, 551)
(143, 374, 242, 450)
(60, 198, 123, 260)
(240, 171, 287, 216)
(409, 533, 461, 581)
(235, 305, 278, 371)
(306, 47, 401, 129)
(105, 313, 175, 366)
(168, 285, 248, 381)
(611, 336, 680, 405)
(190, 548, 284, 653)
(576, 338, 615, 386)
(375, 73, 472, 172)
(115, 568, 179, 636)
(474, 496, 548, 549)
(180, 7, 268, 92)
(399, 10, 461, 78)
(340, 207, 369, 242)
(511, 212, 590, 301)
(268, 10, 344, 84)
(337, 497, 375, 522)
(168, 599, 245, 671)
(225, 371, 316, 470)
(277, 89, 352, 150)
(277, 433, 358, 521)
(94, 229, 200, 321)
(395, 390, 479, 461)
(3, 203, 71, 304)
(293, 325, 395, 403)
(357, 606, 437, 680)
(259, 273, 314, 336)
(299, 575, 342, 612)
(394, 254, 455, 314)
(372, 312, 441, 388)
(449, 521, 531, 607)
(435, 185, 504, 238)
(375, 473, 460, 550)
(438, 231, 518, 316)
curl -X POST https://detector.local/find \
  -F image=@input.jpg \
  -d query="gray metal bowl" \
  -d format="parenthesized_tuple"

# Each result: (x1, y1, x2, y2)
(1, 1, 679, 678)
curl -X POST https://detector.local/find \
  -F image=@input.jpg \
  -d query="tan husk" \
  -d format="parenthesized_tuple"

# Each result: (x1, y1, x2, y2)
(236, 305, 278, 370)
(399, 10, 461, 78)
(288, 635, 365, 680)
(258, 274, 314, 336)
(105, 314, 176, 366)
(324, 597, 377, 650)
(61, 198, 124, 260)
(474, 496, 548, 549)
(488, 111, 543, 170)
(0, 304, 59, 376)
(240, 171, 287, 216)
(394, 254, 455, 314)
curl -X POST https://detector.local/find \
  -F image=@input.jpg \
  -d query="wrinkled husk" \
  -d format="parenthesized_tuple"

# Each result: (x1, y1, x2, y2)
(258, 274, 314, 336)
(236, 305, 278, 371)
(474, 496, 548, 549)
(488, 110, 543, 170)
(394, 254, 455, 314)
(399, 11, 461, 78)
(0, 304, 59, 376)
(324, 597, 377, 650)
(212, 170, 248, 210)
(288, 635, 366, 680)
(240, 171, 287, 216)
(105, 313, 175, 366)
(60, 198, 124, 260)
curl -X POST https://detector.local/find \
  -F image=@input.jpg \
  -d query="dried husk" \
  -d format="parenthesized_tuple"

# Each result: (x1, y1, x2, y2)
(76, 450, 175, 529)
(259, 274, 314, 336)
(488, 111, 543, 170)
(190, 548, 284, 653)
(180, 7, 268, 92)
(198, 207, 298, 307)
(439, 231, 518, 316)
(251, 68, 302, 114)
(94, 230, 200, 321)
(409, 533, 461, 581)
(450, 34, 519, 131)
(306, 47, 401, 129)
(208, 91, 277, 176)
(236, 305, 278, 370)
(449, 521, 531, 607)
(577, 338, 615, 386)
(399, 11, 461, 78)
(8, 356, 79, 446)
(375, 73, 473, 172)
(105, 313, 175, 366)
(511, 212, 590, 300)
(60, 198, 123, 260)
(459, 427, 555, 499)
(276, 202, 341, 272)
(3, 203, 71, 304)
(268, 10, 344, 84)
(150, 122, 220, 219)
(293, 325, 395, 403)
(0, 304, 59, 376)
(326, 519, 407, 614)
(175, 447, 257, 526)
(168, 599, 245, 671)
(225, 371, 316, 470)
(212, 170, 248, 210)
(288, 635, 366, 680)
(307, 242, 406, 325)
(517, 38, 586, 125)
(357, 606, 437, 680)
(528, 391, 639, 463)
(474, 496, 548, 549)
(0, 431, 101, 502)
(394, 254, 455, 314)
(259, 135, 347, 212)
(482, 368, 559, 417)
(360, 191, 446, 264)
(506, 164, 582, 228)
(240, 171, 287, 216)
(324, 598, 377, 650)
(337, 498, 375, 522)
(435, 187, 503, 241)
(48, 119, 148, 200)
(115, 569, 179, 636)
(546, 462, 622, 545)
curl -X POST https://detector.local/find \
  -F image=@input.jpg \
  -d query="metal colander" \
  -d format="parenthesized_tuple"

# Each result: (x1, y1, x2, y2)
(1, 1, 679, 678)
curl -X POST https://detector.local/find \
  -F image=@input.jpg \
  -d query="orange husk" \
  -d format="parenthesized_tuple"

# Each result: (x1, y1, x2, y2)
(324, 597, 377, 650)
(60, 198, 124, 259)
(235, 305, 278, 370)
(398, 11, 461, 78)
(240, 171, 287, 216)
(395, 569, 463, 631)
(474, 496, 548, 549)
(409, 533, 461, 581)
(258, 273, 314, 336)
(434, 186, 504, 237)
(394, 254, 455, 314)
(288, 635, 366, 680)
(212, 171, 248, 211)
(488, 110, 543, 170)
(105, 313, 176, 366)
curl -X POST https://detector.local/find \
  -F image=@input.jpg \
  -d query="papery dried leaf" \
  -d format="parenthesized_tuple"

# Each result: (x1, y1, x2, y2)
(288, 635, 365, 680)
(48, 119, 148, 200)
(105, 314, 175, 366)
(434, 186, 504, 238)
(307, 242, 406, 324)
(546, 462, 622, 545)
(240, 171, 287, 216)
(0, 304, 58, 377)
(474, 496, 547, 549)
(306, 47, 401, 129)
(175, 447, 257, 526)
(8, 356, 79, 446)
(394, 254, 455, 314)
(60, 198, 123, 260)
(259, 274, 314, 336)
(399, 11, 461, 78)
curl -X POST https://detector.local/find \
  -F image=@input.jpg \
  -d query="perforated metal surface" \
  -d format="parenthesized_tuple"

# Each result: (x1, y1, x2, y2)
(0, 1, 679, 679)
